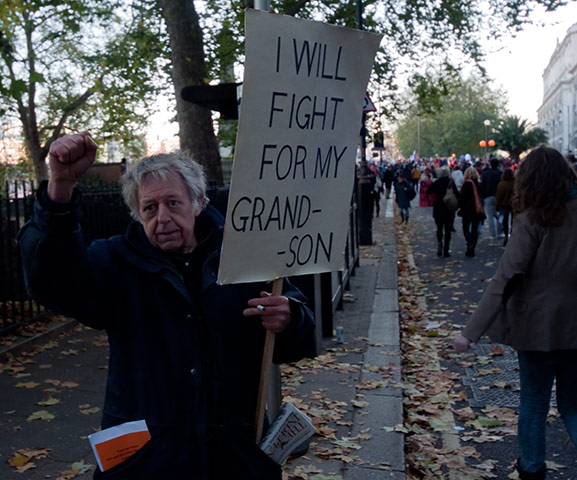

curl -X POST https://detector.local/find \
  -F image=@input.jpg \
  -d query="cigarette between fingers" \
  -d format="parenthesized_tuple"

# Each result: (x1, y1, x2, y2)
(256, 305, 266, 311)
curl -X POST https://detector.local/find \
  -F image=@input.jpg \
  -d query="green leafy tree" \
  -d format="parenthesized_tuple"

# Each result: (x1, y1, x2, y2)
(395, 75, 506, 158)
(491, 115, 548, 160)
(0, 0, 169, 182)
(199, 0, 563, 121)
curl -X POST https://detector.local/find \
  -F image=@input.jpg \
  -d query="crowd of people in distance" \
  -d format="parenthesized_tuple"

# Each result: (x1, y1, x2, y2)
(365, 148, 576, 258)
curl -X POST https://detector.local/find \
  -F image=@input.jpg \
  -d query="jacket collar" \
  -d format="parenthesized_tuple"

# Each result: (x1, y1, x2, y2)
(116, 204, 225, 274)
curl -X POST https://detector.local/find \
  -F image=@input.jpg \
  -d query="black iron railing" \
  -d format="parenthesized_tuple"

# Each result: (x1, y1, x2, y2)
(0, 181, 44, 334)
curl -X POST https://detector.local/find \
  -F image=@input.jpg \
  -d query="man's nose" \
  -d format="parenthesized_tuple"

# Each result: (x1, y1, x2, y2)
(157, 204, 171, 223)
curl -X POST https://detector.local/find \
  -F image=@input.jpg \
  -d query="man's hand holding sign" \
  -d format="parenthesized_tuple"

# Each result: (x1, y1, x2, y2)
(244, 291, 292, 334)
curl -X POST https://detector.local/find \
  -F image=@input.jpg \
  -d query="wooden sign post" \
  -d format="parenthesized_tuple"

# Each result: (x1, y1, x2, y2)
(254, 277, 284, 443)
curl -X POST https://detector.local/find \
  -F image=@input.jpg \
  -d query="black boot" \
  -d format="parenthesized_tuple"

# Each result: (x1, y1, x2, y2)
(443, 246, 451, 258)
(516, 459, 546, 480)
(437, 241, 443, 257)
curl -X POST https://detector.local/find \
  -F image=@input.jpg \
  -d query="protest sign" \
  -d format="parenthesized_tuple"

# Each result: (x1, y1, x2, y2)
(218, 9, 382, 285)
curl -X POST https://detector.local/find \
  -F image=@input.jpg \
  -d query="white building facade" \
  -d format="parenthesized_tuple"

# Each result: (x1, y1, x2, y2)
(538, 23, 577, 154)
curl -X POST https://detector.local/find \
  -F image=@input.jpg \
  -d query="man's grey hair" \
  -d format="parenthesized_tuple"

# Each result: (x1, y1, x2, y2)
(121, 152, 207, 221)
(438, 166, 450, 178)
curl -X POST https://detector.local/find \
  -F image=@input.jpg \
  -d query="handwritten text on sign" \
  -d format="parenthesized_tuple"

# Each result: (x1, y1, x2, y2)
(218, 10, 382, 284)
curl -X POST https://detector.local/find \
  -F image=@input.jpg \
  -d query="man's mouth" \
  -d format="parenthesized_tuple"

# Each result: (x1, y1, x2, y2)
(157, 230, 179, 238)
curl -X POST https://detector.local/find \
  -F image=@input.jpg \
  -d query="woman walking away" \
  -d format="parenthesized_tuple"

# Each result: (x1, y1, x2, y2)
(496, 168, 515, 245)
(459, 167, 485, 257)
(454, 146, 577, 479)
(427, 167, 459, 257)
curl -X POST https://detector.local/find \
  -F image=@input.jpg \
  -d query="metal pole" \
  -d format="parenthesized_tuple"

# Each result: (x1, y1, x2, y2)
(252, 0, 279, 445)
(417, 116, 421, 157)
(356, 0, 372, 245)
(254, 0, 270, 10)
(483, 119, 490, 159)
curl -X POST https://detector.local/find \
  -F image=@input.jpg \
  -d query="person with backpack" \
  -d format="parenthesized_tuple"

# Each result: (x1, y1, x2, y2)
(459, 166, 486, 257)
(395, 173, 415, 224)
(427, 167, 459, 257)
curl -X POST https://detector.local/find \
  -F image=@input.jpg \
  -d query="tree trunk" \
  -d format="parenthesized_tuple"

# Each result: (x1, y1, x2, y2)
(158, 0, 223, 185)
(19, 105, 49, 183)
(30, 145, 48, 183)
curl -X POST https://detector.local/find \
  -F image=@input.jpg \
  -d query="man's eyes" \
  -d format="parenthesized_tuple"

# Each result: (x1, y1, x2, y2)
(142, 200, 180, 212)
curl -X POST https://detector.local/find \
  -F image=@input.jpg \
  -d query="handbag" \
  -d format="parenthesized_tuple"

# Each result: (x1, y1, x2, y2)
(466, 179, 486, 219)
(443, 181, 459, 211)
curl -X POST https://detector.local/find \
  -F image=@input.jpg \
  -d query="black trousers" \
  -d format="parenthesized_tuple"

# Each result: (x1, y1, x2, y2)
(435, 217, 452, 246)
(462, 216, 480, 247)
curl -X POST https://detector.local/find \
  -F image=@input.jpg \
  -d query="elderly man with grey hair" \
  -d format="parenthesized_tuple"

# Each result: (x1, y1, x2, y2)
(19, 132, 315, 480)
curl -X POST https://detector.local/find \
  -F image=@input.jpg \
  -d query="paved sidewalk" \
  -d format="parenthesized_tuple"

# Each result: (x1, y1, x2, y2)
(0, 196, 404, 479)
(283, 197, 404, 479)
(0, 324, 107, 479)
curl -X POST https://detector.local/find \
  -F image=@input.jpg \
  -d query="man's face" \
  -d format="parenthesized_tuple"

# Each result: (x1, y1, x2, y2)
(138, 174, 202, 254)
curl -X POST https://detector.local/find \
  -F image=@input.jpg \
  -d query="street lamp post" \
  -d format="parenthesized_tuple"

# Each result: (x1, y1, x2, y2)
(483, 119, 491, 158)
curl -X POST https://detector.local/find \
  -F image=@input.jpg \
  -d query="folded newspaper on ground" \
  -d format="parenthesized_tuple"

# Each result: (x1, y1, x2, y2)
(259, 403, 317, 464)
(88, 420, 151, 472)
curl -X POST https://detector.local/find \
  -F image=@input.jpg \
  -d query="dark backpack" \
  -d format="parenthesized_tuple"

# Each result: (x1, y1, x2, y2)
(406, 185, 416, 201)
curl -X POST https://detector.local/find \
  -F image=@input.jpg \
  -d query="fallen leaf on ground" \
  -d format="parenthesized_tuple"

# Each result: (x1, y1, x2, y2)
(15, 381, 40, 389)
(61, 349, 79, 356)
(8, 447, 51, 470)
(79, 405, 101, 415)
(37, 396, 61, 406)
(61, 381, 80, 388)
(27, 410, 56, 422)
(57, 460, 94, 480)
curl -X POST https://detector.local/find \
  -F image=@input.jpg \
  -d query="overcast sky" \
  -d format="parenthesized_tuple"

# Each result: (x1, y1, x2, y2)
(482, 2, 577, 124)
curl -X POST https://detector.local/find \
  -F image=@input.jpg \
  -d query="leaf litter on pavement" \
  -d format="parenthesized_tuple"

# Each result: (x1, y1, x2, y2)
(396, 212, 568, 478)
(2, 323, 106, 478)
(395, 214, 519, 479)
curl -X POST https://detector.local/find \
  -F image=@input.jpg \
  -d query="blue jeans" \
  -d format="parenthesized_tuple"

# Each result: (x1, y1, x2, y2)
(483, 196, 497, 236)
(518, 350, 577, 472)
(399, 206, 410, 222)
